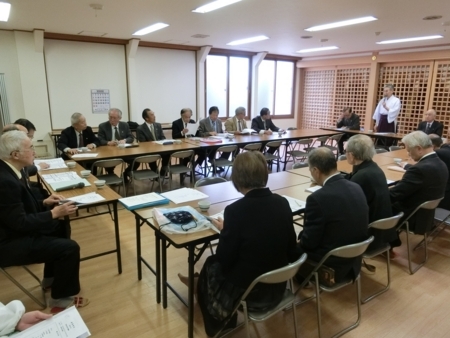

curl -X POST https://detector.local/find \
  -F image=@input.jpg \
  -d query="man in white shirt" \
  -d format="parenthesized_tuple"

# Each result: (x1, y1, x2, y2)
(372, 84, 401, 147)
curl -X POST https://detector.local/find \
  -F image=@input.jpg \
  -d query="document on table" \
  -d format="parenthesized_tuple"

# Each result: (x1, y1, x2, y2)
(71, 153, 99, 158)
(35, 158, 67, 170)
(41, 172, 91, 190)
(387, 166, 406, 172)
(65, 192, 105, 205)
(14, 306, 90, 338)
(282, 195, 306, 212)
(119, 192, 170, 210)
(154, 139, 176, 145)
(207, 211, 224, 233)
(305, 185, 321, 193)
(387, 179, 395, 185)
(186, 123, 198, 136)
(161, 188, 209, 204)
(239, 128, 256, 134)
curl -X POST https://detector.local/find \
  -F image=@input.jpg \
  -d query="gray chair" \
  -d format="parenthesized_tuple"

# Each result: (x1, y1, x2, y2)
(396, 198, 443, 274)
(194, 176, 227, 188)
(296, 236, 374, 338)
(213, 253, 308, 338)
(264, 140, 283, 172)
(426, 207, 450, 243)
(242, 143, 262, 152)
(93, 158, 126, 196)
(362, 213, 403, 303)
(337, 154, 347, 161)
(211, 145, 238, 177)
(375, 148, 388, 154)
(164, 150, 195, 190)
(285, 138, 313, 170)
(130, 155, 162, 194)
(0, 266, 46, 309)
(389, 146, 402, 151)
(304, 135, 330, 152)
(322, 134, 344, 158)
(292, 162, 309, 169)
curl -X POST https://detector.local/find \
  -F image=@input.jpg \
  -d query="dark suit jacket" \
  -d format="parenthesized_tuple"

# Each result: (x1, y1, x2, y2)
(251, 116, 279, 133)
(436, 145, 450, 209)
(136, 122, 165, 142)
(337, 113, 360, 130)
(98, 121, 133, 145)
(172, 118, 196, 139)
(390, 153, 448, 233)
(345, 160, 394, 250)
(0, 160, 58, 243)
(298, 175, 369, 282)
(58, 126, 100, 159)
(198, 117, 223, 137)
(417, 120, 444, 136)
(216, 188, 298, 289)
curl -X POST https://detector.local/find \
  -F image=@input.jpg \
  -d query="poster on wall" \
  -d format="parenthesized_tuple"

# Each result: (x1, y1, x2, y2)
(91, 89, 110, 113)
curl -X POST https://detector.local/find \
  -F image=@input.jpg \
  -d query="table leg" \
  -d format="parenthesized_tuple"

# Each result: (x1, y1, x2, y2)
(283, 140, 291, 171)
(156, 232, 161, 304)
(113, 201, 122, 274)
(136, 215, 142, 280)
(188, 244, 195, 338)
(162, 237, 167, 308)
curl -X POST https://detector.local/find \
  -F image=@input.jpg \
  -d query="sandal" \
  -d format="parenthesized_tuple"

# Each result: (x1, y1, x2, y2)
(50, 296, 90, 313)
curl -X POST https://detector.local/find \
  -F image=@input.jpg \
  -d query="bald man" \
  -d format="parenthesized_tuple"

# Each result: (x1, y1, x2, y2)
(417, 109, 444, 136)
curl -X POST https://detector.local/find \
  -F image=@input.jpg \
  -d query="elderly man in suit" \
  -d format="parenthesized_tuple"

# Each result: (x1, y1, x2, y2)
(336, 107, 360, 155)
(172, 108, 196, 139)
(417, 109, 444, 136)
(391, 131, 448, 252)
(137, 108, 169, 177)
(58, 113, 100, 160)
(251, 108, 283, 135)
(0, 131, 87, 312)
(98, 108, 135, 182)
(224, 107, 248, 134)
(297, 147, 368, 283)
(429, 134, 450, 210)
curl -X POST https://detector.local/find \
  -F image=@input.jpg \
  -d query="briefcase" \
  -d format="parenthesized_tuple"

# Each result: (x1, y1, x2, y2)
(300, 260, 336, 287)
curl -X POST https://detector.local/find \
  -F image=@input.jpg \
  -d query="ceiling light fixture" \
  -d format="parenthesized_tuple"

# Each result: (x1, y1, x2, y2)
(0, 2, 11, 22)
(132, 23, 169, 36)
(305, 16, 377, 32)
(296, 46, 339, 53)
(192, 0, 241, 14)
(376, 35, 443, 44)
(227, 35, 269, 46)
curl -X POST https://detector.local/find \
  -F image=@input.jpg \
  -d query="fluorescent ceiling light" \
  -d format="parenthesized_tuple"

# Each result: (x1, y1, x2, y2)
(305, 16, 377, 32)
(193, 0, 242, 13)
(0, 2, 11, 22)
(227, 35, 269, 46)
(132, 23, 169, 36)
(376, 35, 443, 44)
(297, 46, 339, 53)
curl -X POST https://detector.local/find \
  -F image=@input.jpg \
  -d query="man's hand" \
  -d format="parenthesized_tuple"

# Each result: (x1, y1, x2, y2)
(43, 194, 64, 206)
(209, 132, 217, 136)
(182, 128, 189, 134)
(38, 162, 50, 169)
(264, 130, 273, 135)
(87, 143, 95, 149)
(210, 217, 224, 231)
(51, 201, 78, 219)
(16, 311, 52, 331)
(382, 102, 389, 111)
(67, 149, 79, 155)
(107, 141, 118, 146)
(118, 140, 126, 144)
(373, 126, 377, 133)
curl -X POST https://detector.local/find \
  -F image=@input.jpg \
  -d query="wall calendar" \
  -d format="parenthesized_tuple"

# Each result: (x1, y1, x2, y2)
(91, 89, 110, 113)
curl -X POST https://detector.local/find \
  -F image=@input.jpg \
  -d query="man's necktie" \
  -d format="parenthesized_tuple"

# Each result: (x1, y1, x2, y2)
(78, 132, 84, 147)
(425, 123, 431, 134)
(238, 120, 242, 132)
(263, 121, 267, 130)
(114, 127, 120, 141)
(150, 124, 156, 140)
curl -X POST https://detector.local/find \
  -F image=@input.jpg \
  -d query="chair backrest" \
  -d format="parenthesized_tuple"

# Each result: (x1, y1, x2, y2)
(243, 143, 262, 151)
(389, 146, 402, 151)
(292, 162, 309, 169)
(216, 145, 238, 154)
(319, 237, 374, 265)
(297, 138, 313, 146)
(329, 133, 344, 142)
(287, 127, 297, 130)
(376, 148, 388, 154)
(170, 150, 194, 160)
(194, 176, 227, 187)
(314, 136, 330, 145)
(265, 140, 283, 149)
(369, 213, 404, 230)
(133, 154, 161, 165)
(338, 154, 347, 161)
(93, 158, 124, 169)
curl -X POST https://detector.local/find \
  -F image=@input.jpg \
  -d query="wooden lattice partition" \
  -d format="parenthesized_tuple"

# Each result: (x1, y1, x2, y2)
(301, 69, 335, 129)
(430, 61, 450, 138)
(377, 63, 431, 136)
(333, 67, 370, 129)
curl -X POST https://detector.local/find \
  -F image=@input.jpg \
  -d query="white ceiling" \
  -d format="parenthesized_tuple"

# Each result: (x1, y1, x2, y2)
(1, 0, 450, 57)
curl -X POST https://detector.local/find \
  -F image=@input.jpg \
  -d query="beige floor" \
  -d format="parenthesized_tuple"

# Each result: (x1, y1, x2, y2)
(3, 171, 450, 338)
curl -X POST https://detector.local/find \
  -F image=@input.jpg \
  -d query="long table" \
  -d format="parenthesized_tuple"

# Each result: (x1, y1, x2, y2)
(321, 127, 405, 141)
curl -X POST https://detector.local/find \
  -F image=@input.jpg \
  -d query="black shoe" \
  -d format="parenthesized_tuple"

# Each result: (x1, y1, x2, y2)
(123, 172, 131, 183)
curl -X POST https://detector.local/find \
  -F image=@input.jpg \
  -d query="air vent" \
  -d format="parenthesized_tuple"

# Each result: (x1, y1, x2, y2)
(423, 15, 442, 20)
(78, 31, 107, 37)
(301, 35, 313, 39)
(191, 34, 210, 38)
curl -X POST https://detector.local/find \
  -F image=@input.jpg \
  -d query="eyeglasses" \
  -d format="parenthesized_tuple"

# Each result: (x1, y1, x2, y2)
(27, 133, 34, 140)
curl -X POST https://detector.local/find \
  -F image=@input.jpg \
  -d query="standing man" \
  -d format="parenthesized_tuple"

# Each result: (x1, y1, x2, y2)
(58, 113, 100, 160)
(172, 108, 196, 139)
(417, 109, 444, 136)
(98, 108, 135, 182)
(372, 84, 401, 147)
(137, 108, 169, 177)
(251, 108, 283, 135)
(336, 107, 360, 155)
(225, 107, 248, 134)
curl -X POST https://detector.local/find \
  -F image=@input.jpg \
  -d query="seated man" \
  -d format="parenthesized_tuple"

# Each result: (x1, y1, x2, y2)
(98, 108, 135, 182)
(0, 131, 87, 312)
(297, 147, 368, 283)
(336, 107, 360, 154)
(172, 108, 196, 139)
(251, 108, 283, 135)
(391, 131, 448, 248)
(224, 106, 248, 134)
(58, 112, 100, 160)
(137, 108, 170, 177)
(429, 134, 450, 210)
(417, 109, 443, 136)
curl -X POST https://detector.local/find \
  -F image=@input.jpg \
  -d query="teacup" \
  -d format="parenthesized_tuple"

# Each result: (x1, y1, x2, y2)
(80, 170, 91, 178)
(198, 199, 211, 212)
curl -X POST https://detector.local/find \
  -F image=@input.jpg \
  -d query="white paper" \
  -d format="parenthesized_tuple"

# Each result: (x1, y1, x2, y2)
(282, 195, 306, 212)
(42, 172, 80, 184)
(154, 139, 176, 145)
(387, 165, 406, 172)
(14, 306, 90, 338)
(66, 192, 105, 204)
(161, 188, 209, 204)
(387, 179, 395, 184)
(186, 123, 198, 136)
(49, 179, 91, 191)
(119, 192, 167, 208)
(35, 158, 67, 170)
(71, 153, 99, 158)
(305, 185, 322, 193)
(239, 128, 256, 134)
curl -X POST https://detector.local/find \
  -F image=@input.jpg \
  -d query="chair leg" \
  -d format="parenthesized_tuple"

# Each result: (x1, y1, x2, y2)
(290, 279, 299, 338)
(361, 249, 391, 303)
(243, 302, 251, 338)
(405, 222, 428, 274)
(314, 272, 323, 338)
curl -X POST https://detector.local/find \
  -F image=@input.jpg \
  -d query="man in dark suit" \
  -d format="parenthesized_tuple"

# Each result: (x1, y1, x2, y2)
(391, 131, 448, 248)
(172, 108, 196, 139)
(0, 131, 85, 311)
(336, 107, 360, 154)
(417, 109, 444, 136)
(98, 108, 135, 181)
(58, 113, 100, 160)
(251, 108, 283, 135)
(429, 134, 450, 210)
(297, 147, 368, 283)
(137, 108, 169, 177)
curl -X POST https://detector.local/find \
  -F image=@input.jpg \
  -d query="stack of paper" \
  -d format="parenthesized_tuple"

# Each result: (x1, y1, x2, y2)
(305, 185, 321, 193)
(120, 192, 170, 210)
(161, 188, 209, 204)
(387, 166, 406, 172)
(282, 195, 306, 212)
(63, 192, 105, 205)
(239, 128, 256, 134)
(41, 172, 91, 190)
(71, 153, 99, 158)
(35, 157, 67, 170)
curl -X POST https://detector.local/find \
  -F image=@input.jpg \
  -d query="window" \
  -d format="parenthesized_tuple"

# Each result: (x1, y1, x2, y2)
(257, 60, 295, 117)
(206, 55, 250, 118)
